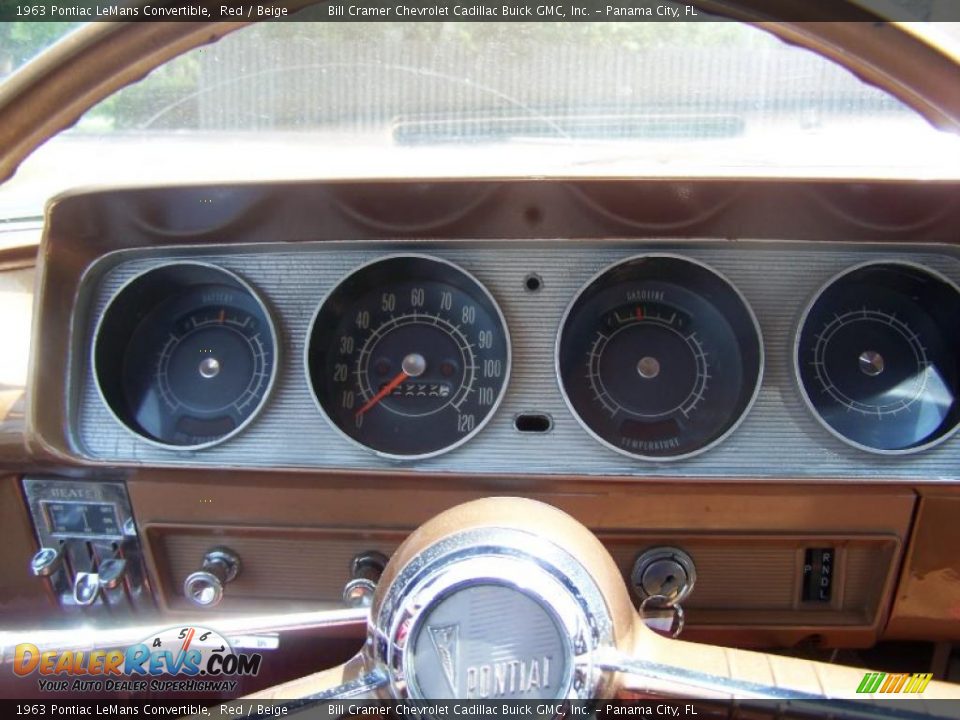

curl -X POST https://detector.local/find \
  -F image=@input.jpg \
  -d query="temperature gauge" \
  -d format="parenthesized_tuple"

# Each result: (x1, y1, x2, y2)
(557, 255, 763, 461)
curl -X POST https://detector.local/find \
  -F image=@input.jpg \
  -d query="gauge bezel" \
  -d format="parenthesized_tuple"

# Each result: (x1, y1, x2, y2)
(91, 261, 280, 451)
(793, 258, 960, 456)
(304, 253, 512, 461)
(555, 253, 765, 463)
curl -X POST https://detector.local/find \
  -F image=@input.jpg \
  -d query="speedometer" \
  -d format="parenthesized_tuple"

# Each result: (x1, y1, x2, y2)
(306, 255, 510, 459)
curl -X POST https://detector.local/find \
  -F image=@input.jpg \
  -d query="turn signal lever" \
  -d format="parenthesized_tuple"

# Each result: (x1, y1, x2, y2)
(183, 547, 240, 608)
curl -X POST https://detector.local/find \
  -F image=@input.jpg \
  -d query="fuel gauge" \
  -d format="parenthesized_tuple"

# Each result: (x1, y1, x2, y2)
(557, 255, 763, 461)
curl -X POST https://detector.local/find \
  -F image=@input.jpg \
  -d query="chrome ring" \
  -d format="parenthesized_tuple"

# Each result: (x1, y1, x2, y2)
(793, 259, 960, 456)
(303, 253, 512, 462)
(91, 261, 279, 451)
(555, 252, 764, 463)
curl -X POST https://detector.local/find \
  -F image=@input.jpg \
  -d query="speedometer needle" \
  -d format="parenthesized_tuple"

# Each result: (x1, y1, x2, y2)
(355, 371, 409, 417)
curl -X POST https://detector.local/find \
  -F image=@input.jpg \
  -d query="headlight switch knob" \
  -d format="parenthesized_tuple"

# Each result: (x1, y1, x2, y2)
(183, 547, 240, 608)
(342, 551, 388, 608)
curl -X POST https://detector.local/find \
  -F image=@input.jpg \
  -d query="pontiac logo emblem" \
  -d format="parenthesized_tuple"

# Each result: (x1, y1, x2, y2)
(427, 623, 460, 694)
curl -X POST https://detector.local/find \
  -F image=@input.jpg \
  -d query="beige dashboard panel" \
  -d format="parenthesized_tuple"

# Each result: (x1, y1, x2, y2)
(127, 471, 915, 647)
(887, 490, 960, 641)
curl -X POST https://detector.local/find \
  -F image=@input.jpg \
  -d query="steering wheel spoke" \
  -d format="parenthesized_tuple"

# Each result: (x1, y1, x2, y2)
(605, 625, 960, 717)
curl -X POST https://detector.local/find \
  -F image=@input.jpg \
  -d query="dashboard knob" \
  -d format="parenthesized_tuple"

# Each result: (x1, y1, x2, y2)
(30, 547, 63, 577)
(342, 551, 387, 608)
(73, 572, 101, 606)
(183, 547, 240, 608)
(342, 578, 377, 608)
(98, 557, 127, 590)
(631, 547, 696, 605)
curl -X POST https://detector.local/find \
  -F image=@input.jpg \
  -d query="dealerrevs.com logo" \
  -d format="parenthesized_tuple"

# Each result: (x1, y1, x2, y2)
(12, 626, 262, 693)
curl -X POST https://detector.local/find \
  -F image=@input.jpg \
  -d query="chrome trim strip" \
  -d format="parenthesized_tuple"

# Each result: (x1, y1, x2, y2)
(301, 669, 390, 702)
(596, 652, 955, 719)
(0, 607, 368, 661)
(595, 651, 825, 700)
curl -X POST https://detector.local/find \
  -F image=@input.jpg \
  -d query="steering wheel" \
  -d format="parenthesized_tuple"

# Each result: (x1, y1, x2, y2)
(236, 498, 959, 713)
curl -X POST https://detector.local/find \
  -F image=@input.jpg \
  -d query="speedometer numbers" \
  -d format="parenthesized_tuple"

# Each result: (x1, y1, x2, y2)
(796, 262, 960, 454)
(557, 255, 763, 461)
(307, 255, 510, 459)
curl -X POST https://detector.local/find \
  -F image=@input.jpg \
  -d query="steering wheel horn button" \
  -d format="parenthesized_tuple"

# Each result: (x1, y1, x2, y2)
(370, 517, 618, 702)
(410, 584, 569, 699)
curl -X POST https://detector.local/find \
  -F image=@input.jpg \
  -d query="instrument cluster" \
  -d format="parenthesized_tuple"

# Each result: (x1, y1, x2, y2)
(86, 247, 960, 466)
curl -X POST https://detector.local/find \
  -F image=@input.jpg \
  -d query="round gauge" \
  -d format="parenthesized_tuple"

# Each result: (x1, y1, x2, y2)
(796, 261, 960, 454)
(557, 255, 763, 461)
(306, 255, 510, 459)
(94, 263, 278, 449)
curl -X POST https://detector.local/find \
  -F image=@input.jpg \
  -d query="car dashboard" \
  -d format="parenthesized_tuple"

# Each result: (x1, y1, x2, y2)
(4, 177, 960, 668)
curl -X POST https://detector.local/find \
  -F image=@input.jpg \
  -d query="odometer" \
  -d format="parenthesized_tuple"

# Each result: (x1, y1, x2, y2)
(307, 255, 510, 459)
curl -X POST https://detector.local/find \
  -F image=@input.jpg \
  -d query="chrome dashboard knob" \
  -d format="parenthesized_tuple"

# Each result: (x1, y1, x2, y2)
(30, 547, 63, 577)
(98, 557, 127, 590)
(342, 578, 376, 608)
(342, 551, 387, 608)
(183, 547, 240, 608)
(73, 572, 100, 606)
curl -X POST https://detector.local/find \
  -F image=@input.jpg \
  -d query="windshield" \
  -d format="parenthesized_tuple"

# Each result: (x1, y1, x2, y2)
(2, 20, 960, 223)
(0, 22, 82, 74)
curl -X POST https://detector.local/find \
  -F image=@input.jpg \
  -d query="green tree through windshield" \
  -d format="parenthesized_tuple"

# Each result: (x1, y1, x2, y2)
(0, 22, 82, 75)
